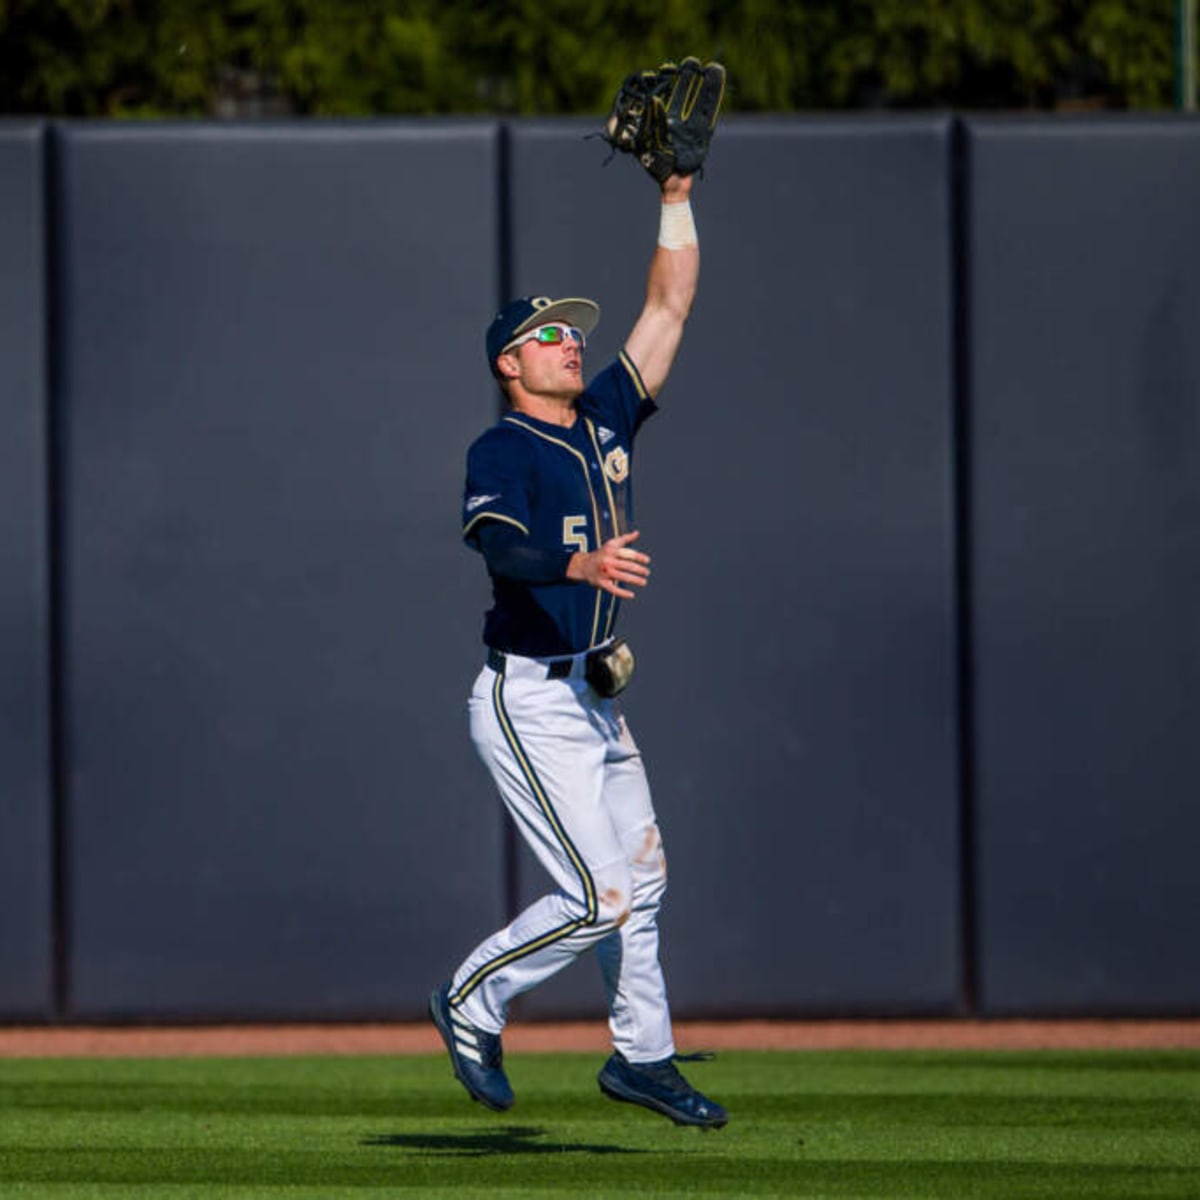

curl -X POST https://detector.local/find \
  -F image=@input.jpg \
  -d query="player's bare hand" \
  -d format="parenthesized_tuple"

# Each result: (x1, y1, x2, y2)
(661, 173, 694, 201)
(567, 531, 651, 599)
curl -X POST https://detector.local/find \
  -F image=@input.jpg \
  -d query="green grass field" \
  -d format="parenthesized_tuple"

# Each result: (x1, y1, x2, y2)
(2, 1050, 1198, 1198)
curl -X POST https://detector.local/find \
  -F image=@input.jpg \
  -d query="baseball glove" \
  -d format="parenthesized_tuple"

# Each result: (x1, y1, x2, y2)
(604, 56, 726, 183)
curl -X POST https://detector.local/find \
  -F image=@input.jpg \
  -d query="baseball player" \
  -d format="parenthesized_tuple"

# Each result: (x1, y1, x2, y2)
(429, 149, 727, 1129)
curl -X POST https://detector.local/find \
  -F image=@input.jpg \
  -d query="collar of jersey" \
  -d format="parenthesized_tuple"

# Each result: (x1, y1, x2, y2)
(503, 409, 586, 437)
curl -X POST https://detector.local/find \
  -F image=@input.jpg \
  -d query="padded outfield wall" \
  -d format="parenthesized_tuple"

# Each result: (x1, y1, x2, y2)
(965, 118, 1200, 1015)
(51, 122, 505, 1019)
(0, 124, 54, 1019)
(0, 115, 1197, 1021)
(506, 117, 963, 1020)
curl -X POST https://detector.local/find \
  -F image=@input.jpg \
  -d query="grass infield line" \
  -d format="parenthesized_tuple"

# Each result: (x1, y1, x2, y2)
(1, 1051, 1198, 1199)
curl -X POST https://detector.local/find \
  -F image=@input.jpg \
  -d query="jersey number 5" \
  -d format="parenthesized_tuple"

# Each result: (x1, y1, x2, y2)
(562, 515, 589, 553)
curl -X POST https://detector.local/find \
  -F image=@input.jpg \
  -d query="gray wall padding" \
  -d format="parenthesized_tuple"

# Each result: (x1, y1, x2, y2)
(0, 124, 54, 1019)
(506, 117, 963, 1018)
(56, 123, 507, 1018)
(7, 114, 1194, 1022)
(967, 118, 1200, 1014)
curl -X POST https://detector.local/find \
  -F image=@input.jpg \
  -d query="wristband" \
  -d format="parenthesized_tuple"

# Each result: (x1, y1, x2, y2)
(658, 199, 698, 250)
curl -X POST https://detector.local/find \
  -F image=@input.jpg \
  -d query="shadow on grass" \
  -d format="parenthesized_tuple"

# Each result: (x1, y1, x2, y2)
(363, 1125, 643, 1157)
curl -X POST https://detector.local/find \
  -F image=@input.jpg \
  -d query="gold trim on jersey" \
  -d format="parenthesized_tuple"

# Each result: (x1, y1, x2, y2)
(584, 418, 624, 642)
(462, 511, 529, 540)
(618, 349, 649, 399)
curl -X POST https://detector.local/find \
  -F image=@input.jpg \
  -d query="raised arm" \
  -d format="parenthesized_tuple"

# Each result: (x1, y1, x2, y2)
(623, 173, 699, 399)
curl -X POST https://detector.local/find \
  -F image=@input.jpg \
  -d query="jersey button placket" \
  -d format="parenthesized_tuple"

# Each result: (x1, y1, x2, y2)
(592, 463, 611, 531)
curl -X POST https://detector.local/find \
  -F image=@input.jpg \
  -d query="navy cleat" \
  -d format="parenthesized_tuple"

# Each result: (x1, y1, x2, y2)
(598, 1050, 728, 1129)
(429, 984, 514, 1112)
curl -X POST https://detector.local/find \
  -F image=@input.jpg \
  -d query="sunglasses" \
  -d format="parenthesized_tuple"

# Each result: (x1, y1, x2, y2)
(502, 323, 587, 353)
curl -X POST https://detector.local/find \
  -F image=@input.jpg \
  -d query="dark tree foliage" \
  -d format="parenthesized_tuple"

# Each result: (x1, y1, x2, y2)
(0, 0, 1183, 117)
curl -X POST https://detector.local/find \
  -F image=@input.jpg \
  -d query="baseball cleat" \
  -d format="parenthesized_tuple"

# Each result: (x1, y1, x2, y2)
(429, 984, 514, 1112)
(598, 1051, 728, 1129)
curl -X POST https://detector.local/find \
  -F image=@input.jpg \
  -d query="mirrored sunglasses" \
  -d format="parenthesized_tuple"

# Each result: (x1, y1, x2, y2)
(503, 323, 586, 353)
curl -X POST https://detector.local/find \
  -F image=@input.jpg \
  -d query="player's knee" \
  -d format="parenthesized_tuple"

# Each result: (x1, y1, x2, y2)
(641, 856, 667, 903)
(591, 864, 633, 929)
(631, 825, 667, 907)
(598, 890, 631, 929)
(631, 861, 666, 916)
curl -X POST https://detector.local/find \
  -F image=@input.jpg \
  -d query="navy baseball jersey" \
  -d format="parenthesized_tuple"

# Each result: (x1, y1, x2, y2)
(462, 351, 657, 657)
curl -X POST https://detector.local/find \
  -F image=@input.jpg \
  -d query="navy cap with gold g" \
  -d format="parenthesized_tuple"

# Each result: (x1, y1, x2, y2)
(486, 296, 600, 377)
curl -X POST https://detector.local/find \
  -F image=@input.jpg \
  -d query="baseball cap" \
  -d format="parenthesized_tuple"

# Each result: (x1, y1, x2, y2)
(486, 295, 600, 375)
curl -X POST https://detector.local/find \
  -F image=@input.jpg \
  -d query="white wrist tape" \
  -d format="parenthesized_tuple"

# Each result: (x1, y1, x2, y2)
(658, 199, 698, 250)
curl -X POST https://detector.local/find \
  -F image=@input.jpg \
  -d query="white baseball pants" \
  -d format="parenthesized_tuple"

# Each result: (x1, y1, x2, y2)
(447, 649, 676, 1064)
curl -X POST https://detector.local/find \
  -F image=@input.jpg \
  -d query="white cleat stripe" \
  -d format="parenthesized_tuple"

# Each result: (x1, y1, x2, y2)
(456, 1041, 483, 1064)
